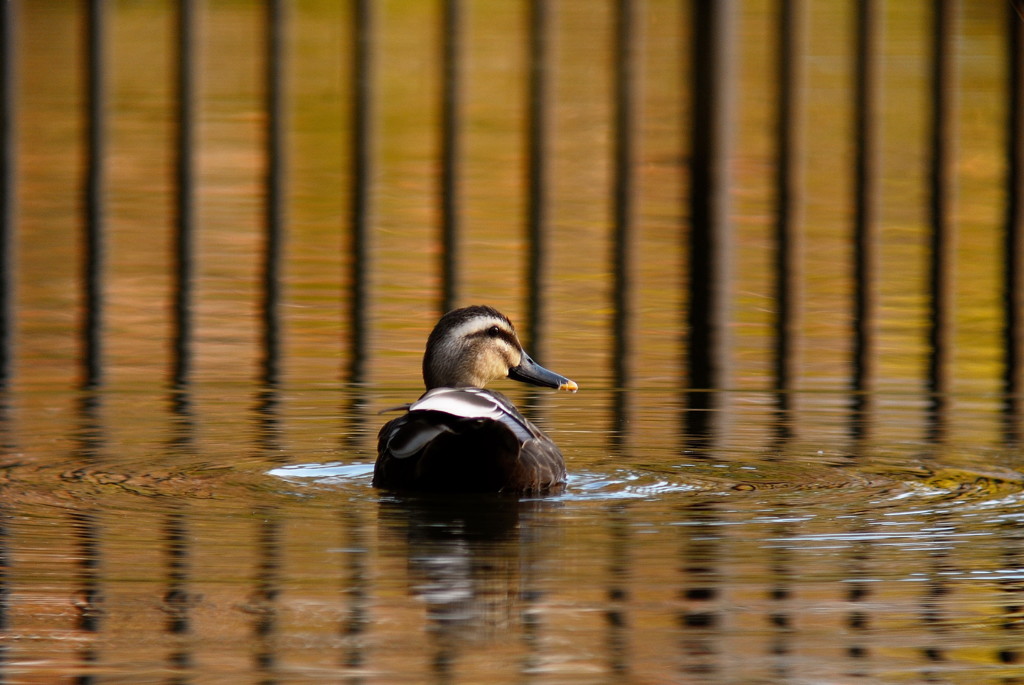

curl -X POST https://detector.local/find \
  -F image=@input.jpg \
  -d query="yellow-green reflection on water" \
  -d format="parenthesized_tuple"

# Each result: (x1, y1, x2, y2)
(3, 382, 1024, 682)
(4, 0, 1023, 682)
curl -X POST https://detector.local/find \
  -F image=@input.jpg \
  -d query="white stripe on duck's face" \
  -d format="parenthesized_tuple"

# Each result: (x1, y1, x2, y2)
(441, 314, 514, 345)
(423, 313, 524, 389)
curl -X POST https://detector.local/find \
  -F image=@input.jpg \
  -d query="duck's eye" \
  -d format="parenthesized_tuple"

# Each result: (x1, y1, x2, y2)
(487, 325, 501, 338)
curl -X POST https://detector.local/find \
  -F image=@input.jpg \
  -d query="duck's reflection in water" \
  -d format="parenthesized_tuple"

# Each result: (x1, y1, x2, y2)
(377, 494, 559, 673)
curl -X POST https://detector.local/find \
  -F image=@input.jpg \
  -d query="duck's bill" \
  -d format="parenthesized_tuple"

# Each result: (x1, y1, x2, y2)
(508, 352, 579, 393)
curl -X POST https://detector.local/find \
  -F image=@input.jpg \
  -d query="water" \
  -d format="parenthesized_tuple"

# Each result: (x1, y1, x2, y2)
(3, 384, 1023, 683)
(4, 1, 1023, 682)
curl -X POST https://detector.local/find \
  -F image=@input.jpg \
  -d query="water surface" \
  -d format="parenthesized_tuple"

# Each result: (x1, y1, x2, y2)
(3, 1, 1022, 682)
(3, 383, 1024, 682)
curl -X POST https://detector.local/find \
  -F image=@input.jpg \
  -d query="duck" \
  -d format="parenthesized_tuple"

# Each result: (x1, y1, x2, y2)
(373, 305, 578, 494)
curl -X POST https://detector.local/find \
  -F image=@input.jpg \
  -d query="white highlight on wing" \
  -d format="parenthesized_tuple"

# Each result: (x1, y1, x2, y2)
(388, 422, 452, 459)
(410, 387, 506, 420)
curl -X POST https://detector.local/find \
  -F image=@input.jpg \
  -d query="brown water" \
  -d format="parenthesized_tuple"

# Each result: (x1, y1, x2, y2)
(4, 1, 1024, 683)
(4, 384, 1024, 683)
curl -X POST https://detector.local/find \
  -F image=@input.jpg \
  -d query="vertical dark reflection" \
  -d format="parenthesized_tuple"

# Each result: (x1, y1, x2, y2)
(686, 0, 735, 440)
(850, 0, 880, 436)
(340, 508, 370, 680)
(0, 0, 15, 386)
(346, 0, 373, 385)
(605, 504, 631, 676)
(773, 0, 803, 432)
(841, 534, 874, 674)
(71, 511, 103, 684)
(72, 387, 105, 683)
(252, 41, 287, 657)
(676, 501, 722, 679)
(81, 0, 107, 389)
(163, 510, 193, 682)
(255, 280, 286, 476)
(917, 519, 953, 674)
(767, 389, 797, 667)
(338, 386, 371, 471)
(919, 377, 951, 672)
(0, 393, 11, 680)
(0, 505, 8, 682)
(261, 0, 287, 389)
(517, 508, 546, 678)
(765, 525, 794, 679)
(611, 0, 638, 446)
(339, 75, 375, 467)
(251, 333, 284, 676)
(171, 0, 198, 389)
(997, 519, 1024, 668)
(524, 0, 551, 355)
(926, 0, 956, 440)
(439, 0, 462, 315)
(163, 386, 196, 682)
(251, 508, 282, 684)
(519, 0, 554, 436)
(1003, 0, 1024, 445)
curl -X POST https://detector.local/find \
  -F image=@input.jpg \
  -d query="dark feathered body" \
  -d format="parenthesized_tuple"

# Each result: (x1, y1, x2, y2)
(374, 388, 567, 493)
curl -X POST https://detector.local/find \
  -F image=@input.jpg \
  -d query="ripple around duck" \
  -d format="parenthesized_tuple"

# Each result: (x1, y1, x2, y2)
(268, 462, 707, 500)
(557, 469, 703, 500)
(268, 462, 742, 500)
(267, 457, 1024, 516)
(268, 461, 376, 487)
(265, 459, 887, 501)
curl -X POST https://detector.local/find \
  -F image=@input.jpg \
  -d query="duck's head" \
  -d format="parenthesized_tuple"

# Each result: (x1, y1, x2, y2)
(422, 305, 578, 392)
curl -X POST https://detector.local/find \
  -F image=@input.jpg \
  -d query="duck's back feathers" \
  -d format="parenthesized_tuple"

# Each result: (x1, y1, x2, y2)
(409, 387, 538, 442)
(374, 387, 566, 494)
